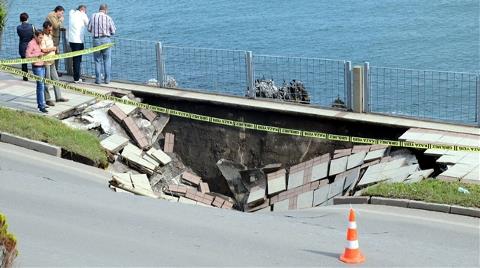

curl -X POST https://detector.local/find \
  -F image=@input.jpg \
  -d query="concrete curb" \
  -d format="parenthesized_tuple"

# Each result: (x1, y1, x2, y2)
(333, 196, 480, 218)
(333, 196, 370, 205)
(0, 132, 61, 157)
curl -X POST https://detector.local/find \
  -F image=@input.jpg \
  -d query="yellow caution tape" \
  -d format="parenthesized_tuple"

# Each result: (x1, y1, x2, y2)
(0, 43, 114, 65)
(0, 57, 478, 153)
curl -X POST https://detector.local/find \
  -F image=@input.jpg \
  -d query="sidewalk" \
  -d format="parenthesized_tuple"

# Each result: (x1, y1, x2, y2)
(0, 72, 111, 118)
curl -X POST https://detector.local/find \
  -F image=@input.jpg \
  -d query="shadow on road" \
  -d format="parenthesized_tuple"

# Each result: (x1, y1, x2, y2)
(302, 249, 339, 259)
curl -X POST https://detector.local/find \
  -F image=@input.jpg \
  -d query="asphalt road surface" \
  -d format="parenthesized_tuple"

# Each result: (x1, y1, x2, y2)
(0, 142, 479, 267)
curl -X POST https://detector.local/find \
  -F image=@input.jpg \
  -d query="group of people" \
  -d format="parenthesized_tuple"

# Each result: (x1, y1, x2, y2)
(17, 4, 116, 113)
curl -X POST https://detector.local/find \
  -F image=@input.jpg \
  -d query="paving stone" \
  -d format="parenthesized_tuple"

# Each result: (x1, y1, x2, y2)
(328, 174, 346, 199)
(311, 154, 330, 181)
(405, 169, 434, 183)
(347, 151, 367, 170)
(182, 171, 201, 186)
(122, 143, 143, 156)
(438, 163, 477, 179)
(116, 102, 137, 115)
(382, 158, 407, 171)
(333, 148, 352, 159)
(108, 105, 128, 122)
(399, 128, 423, 141)
(112, 173, 133, 187)
(288, 167, 305, 190)
(288, 196, 298, 210)
(178, 196, 197, 205)
(164, 133, 175, 153)
(297, 191, 314, 209)
(261, 163, 283, 174)
(121, 144, 156, 174)
(462, 166, 480, 184)
(130, 174, 153, 193)
(123, 116, 149, 149)
(329, 156, 347, 176)
(436, 154, 467, 164)
(344, 167, 360, 192)
(457, 153, 480, 165)
(141, 109, 157, 122)
(199, 182, 210, 193)
(384, 164, 419, 183)
(357, 162, 388, 187)
(100, 134, 129, 153)
(146, 147, 172, 165)
(247, 186, 266, 206)
(222, 200, 234, 209)
(267, 169, 287, 195)
(313, 185, 330, 206)
(364, 148, 386, 162)
(352, 145, 371, 153)
(273, 199, 290, 212)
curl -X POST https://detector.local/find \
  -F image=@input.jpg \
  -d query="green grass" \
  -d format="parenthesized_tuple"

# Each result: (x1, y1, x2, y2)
(0, 107, 108, 167)
(362, 179, 480, 208)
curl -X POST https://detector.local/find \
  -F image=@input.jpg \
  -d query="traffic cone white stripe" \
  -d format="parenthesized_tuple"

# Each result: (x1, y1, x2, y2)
(348, 221, 357, 229)
(346, 240, 359, 249)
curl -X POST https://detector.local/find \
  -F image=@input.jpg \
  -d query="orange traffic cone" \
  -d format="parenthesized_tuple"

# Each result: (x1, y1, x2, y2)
(339, 208, 365, 264)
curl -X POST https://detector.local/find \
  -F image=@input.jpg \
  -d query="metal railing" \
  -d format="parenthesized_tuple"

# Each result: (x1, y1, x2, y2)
(367, 65, 479, 125)
(1, 27, 478, 126)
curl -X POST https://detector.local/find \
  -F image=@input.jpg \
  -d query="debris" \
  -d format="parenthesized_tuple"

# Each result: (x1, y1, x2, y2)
(164, 133, 175, 153)
(140, 109, 157, 122)
(457, 187, 470, 194)
(146, 147, 172, 165)
(181, 171, 202, 186)
(123, 116, 150, 149)
(108, 104, 127, 123)
(100, 134, 129, 154)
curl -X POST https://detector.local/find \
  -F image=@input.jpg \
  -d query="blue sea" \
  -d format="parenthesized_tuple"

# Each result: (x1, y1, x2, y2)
(6, 0, 479, 72)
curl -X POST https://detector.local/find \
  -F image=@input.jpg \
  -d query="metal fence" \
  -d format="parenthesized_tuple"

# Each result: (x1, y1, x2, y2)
(1, 27, 479, 126)
(367, 65, 479, 125)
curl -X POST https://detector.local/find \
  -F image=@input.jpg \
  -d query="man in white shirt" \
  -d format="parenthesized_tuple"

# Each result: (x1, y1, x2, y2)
(68, 5, 89, 83)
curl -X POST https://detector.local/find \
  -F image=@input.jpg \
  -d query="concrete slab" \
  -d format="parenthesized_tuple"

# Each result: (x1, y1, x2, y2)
(0, 132, 61, 157)
(328, 174, 346, 199)
(131, 174, 153, 193)
(164, 133, 175, 153)
(267, 169, 287, 195)
(364, 148, 386, 162)
(297, 191, 314, 209)
(273, 198, 289, 212)
(457, 153, 480, 165)
(344, 167, 360, 192)
(384, 164, 419, 183)
(347, 151, 366, 170)
(146, 148, 172, 165)
(182, 171, 201, 186)
(288, 169, 305, 190)
(100, 134, 129, 153)
(405, 169, 434, 183)
(111, 173, 133, 187)
(313, 185, 330, 206)
(437, 154, 467, 164)
(311, 154, 330, 182)
(438, 163, 477, 179)
(247, 186, 266, 205)
(329, 156, 347, 176)
(462, 167, 480, 184)
(142, 154, 160, 168)
(116, 101, 137, 115)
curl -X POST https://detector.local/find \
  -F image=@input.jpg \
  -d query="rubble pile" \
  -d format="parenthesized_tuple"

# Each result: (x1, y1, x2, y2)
(254, 79, 310, 104)
(237, 144, 434, 213)
(62, 96, 235, 210)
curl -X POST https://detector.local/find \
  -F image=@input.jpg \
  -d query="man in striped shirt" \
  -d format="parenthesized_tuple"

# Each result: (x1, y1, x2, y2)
(88, 4, 116, 84)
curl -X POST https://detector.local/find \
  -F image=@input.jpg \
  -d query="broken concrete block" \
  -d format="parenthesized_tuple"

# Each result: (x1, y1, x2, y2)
(116, 101, 137, 116)
(347, 151, 367, 170)
(261, 163, 282, 174)
(329, 156, 348, 176)
(141, 109, 157, 122)
(164, 133, 175, 153)
(273, 199, 289, 212)
(344, 167, 361, 193)
(311, 154, 330, 182)
(334, 148, 352, 159)
(364, 148, 387, 162)
(165, 184, 188, 196)
(352, 145, 371, 153)
(297, 190, 314, 209)
(123, 117, 150, 149)
(111, 173, 133, 187)
(222, 200, 234, 209)
(212, 196, 226, 208)
(131, 174, 153, 193)
(199, 182, 210, 193)
(182, 171, 201, 186)
(108, 105, 127, 123)
(143, 154, 160, 168)
(100, 134, 129, 154)
(328, 174, 346, 199)
(313, 185, 330, 206)
(384, 164, 419, 183)
(217, 159, 247, 210)
(121, 143, 156, 174)
(267, 169, 287, 195)
(405, 169, 434, 183)
(146, 147, 172, 165)
(247, 186, 266, 206)
(288, 162, 305, 190)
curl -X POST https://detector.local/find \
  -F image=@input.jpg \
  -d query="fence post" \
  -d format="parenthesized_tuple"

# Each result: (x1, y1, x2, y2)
(155, 42, 165, 87)
(363, 62, 370, 112)
(60, 29, 73, 76)
(477, 74, 480, 127)
(352, 66, 364, 113)
(245, 51, 255, 98)
(344, 61, 352, 110)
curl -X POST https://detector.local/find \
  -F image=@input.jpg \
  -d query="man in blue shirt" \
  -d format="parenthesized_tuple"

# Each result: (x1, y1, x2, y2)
(16, 12, 35, 81)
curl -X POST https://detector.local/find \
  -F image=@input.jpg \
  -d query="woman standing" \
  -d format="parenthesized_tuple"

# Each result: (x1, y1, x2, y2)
(26, 30, 48, 113)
